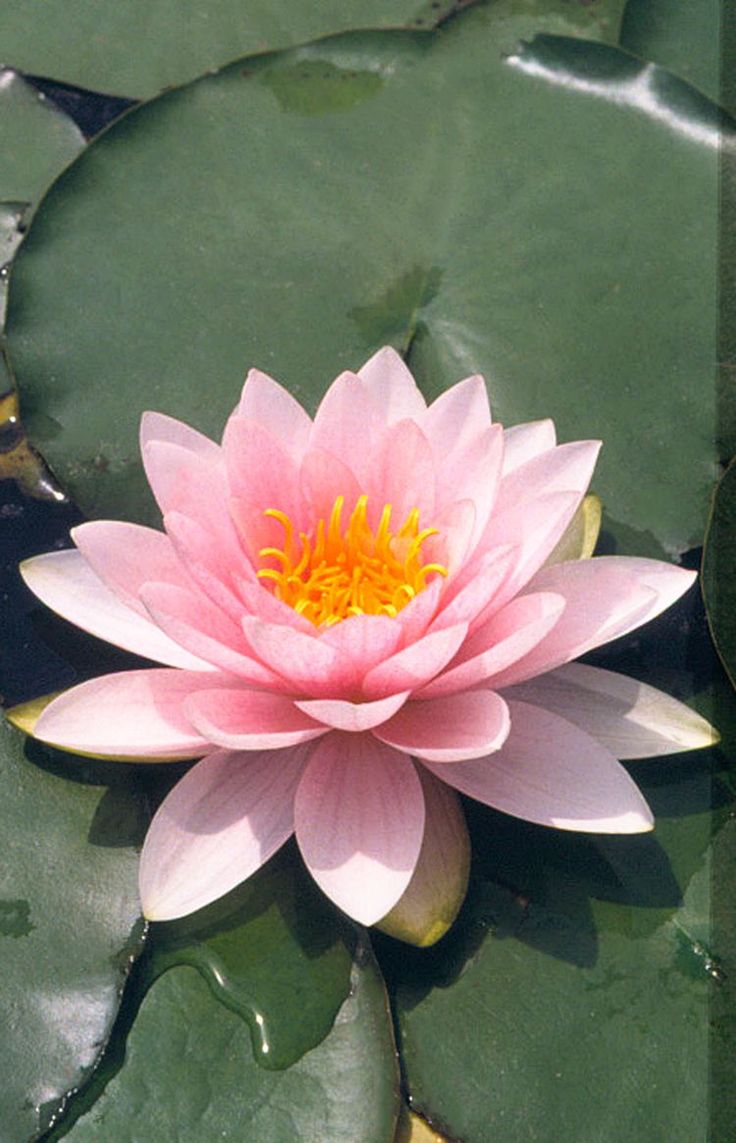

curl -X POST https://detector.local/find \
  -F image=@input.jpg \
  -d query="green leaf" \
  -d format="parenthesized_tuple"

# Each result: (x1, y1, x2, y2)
(379, 591, 736, 1142)
(62, 942, 399, 1142)
(0, 0, 459, 100)
(7, 9, 723, 555)
(0, 720, 145, 1140)
(620, 0, 722, 109)
(702, 459, 736, 690)
(144, 847, 355, 1071)
(0, 69, 84, 204)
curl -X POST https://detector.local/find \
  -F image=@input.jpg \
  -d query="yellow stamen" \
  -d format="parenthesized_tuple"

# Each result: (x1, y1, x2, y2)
(257, 495, 448, 627)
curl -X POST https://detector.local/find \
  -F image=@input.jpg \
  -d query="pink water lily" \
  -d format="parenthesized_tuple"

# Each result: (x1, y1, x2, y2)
(20, 348, 715, 932)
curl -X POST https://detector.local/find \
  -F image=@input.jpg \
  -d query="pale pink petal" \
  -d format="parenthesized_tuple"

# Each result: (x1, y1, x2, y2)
(20, 550, 214, 671)
(309, 371, 383, 484)
(422, 499, 477, 577)
(395, 577, 443, 644)
(34, 669, 217, 759)
(300, 448, 362, 522)
(431, 545, 515, 632)
(491, 558, 696, 689)
(363, 622, 469, 700)
(241, 617, 340, 695)
(295, 691, 410, 732)
(368, 418, 436, 522)
(494, 439, 601, 517)
(501, 419, 556, 475)
(294, 733, 425, 924)
(376, 690, 510, 762)
(320, 614, 403, 686)
(72, 521, 191, 616)
(140, 582, 281, 686)
(237, 367, 312, 458)
(222, 415, 306, 522)
(418, 592, 565, 699)
(506, 663, 718, 758)
(426, 700, 653, 832)
(140, 410, 221, 460)
(140, 745, 309, 920)
(357, 346, 427, 422)
(236, 575, 315, 633)
(423, 373, 491, 451)
(433, 424, 504, 549)
(477, 489, 582, 608)
(164, 511, 245, 620)
(142, 440, 225, 518)
(185, 689, 327, 749)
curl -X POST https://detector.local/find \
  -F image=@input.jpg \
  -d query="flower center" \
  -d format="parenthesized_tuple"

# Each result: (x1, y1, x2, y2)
(257, 494, 448, 627)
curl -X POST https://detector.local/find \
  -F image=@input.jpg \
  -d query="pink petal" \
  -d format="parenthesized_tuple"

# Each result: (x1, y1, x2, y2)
(164, 511, 245, 620)
(295, 691, 410, 732)
(494, 439, 601, 517)
(357, 346, 427, 422)
(320, 614, 403, 686)
(140, 410, 221, 460)
(425, 700, 653, 833)
(432, 545, 515, 632)
(422, 374, 492, 460)
(34, 669, 217, 759)
(376, 690, 510, 762)
(478, 489, 582, 608)
(241, 617, 340, 695)
(309, 371, 382, 485)
(423, 499, 477, 577)
(222, 415, 306, 522)
(434, 424, 504, 549)
(363, 622, 469, 700)
(185, 688, 327, 749)
(142, 439, 225, 518)
(491, 557, 696, 689)
(20, 550, 213, 671)
(237, 367, 312, 458)
(395, 576, 443, 643)
(140, 745, 309, 920)
(294, 733, 425, 924)
(501, 419, 556, 475)
(368, 418, 436, 522)
(418, 592, 565, 698)
(300, 447, 362, 523)
(140, 582, 281, 686)
(236, 575, 315, 633)
(72, 520, 190, 616)
(506, 663, 718, 758)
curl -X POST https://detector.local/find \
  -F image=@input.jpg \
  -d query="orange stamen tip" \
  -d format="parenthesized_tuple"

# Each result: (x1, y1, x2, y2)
(256, 494, 447, 627)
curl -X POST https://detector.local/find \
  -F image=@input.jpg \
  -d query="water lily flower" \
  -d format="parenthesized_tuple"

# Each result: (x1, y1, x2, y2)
(19, 349, 716, 936)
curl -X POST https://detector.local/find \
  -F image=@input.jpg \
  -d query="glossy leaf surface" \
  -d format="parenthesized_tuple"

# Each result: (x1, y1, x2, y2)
(620, 0, 722, 109)
(0, 0, 458, 99)
(7, 8, 722, 555)
(0, 69, 84, 204)
(63, 945, 399, 1142)
(0, 721, 144, 1140)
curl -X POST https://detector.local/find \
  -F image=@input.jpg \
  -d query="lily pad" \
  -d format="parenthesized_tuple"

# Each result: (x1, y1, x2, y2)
(0, 0, 459, 100)
(620, 0, 722, 109)
(381, 587, 734, 1141)
(62, 943, 399, 1142)
(702, 458, 736, 690)
(0, 69, 84, 205)
(6, 8, 724, 556)
(0, 721, 145, 1140)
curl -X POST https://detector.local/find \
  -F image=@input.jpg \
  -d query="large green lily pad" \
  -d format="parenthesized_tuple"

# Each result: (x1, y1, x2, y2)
(620, 0, 722, 109)
(7, 8, 724, 556)
(0, 721, 145, 1141)
(0, 0, 458, 100)
(0, 69, 84, 205)
(63, 945, 399, 1142)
